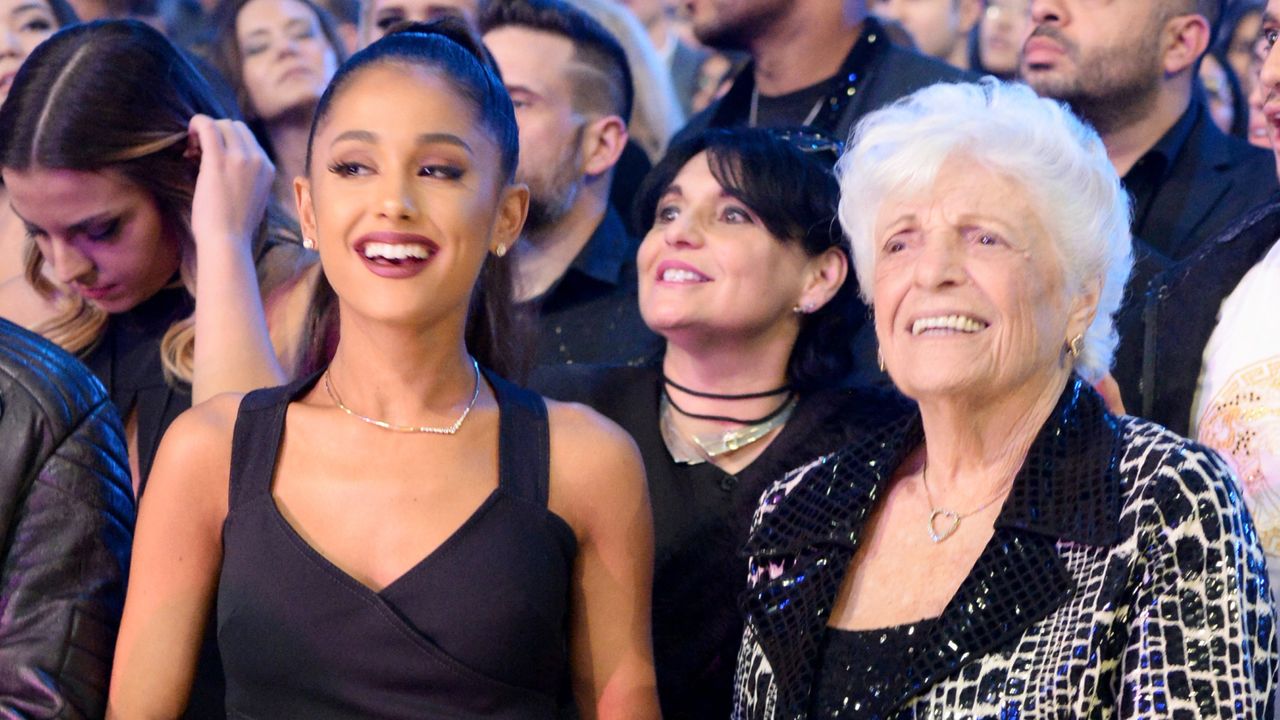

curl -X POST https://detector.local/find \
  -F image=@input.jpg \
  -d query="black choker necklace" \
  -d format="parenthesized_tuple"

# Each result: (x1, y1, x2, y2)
(663, 388, 796, 425)
(662, 374, 792, 400)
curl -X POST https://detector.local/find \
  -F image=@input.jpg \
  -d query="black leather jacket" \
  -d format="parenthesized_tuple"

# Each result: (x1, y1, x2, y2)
(0, 319, 135, 718)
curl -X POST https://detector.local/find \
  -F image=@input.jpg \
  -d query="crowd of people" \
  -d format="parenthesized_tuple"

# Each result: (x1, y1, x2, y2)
(0, 0, 1278, 718)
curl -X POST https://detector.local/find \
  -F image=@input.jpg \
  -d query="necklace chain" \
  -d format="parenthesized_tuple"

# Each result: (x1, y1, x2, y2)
(920, 457, 1016, 543)
(324, 357, 481, 435)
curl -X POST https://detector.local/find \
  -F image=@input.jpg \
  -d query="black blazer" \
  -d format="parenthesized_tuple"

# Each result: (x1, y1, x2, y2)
(1140, 196, 1280, 436)
(733, 378, 1276, 719)
(1138, 102, 1277, 261)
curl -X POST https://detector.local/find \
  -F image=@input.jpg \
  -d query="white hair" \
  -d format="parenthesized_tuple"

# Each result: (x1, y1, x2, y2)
(836, 79, 1133, 382)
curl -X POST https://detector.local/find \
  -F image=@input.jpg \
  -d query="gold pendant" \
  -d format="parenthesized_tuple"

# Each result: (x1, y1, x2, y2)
(928, 509, 961, 543)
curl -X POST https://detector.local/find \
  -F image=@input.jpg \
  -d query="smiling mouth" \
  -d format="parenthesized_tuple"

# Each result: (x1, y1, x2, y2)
(911, 315, 989, 335)
(360, 240, 435, 266)
(659, 267, 710, 283)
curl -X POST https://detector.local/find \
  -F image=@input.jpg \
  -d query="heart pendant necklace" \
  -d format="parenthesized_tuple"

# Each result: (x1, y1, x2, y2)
(920, 456, 1016, 543)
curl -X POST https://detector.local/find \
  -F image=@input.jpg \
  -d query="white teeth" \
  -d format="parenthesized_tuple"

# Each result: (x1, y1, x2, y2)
(911, 315, 987, 335)
(661, 268, 707, 283)
(362, 242, 431, 261)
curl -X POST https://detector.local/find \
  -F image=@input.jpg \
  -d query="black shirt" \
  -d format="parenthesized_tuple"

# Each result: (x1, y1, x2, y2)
(1122, 101, 1198, 245)
(675, 17, 974, 146)
(521, 208, 661, 367)
(531, 363, 910, 720)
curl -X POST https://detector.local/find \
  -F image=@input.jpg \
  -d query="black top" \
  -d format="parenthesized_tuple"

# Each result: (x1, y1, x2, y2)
(808, 620, 937, 720)
(675, 17, 974, 146)
(1119, 100, 1277, 261)
(83, 284, 193, 491)
(531, 363, 905, 720)
(520, 207, 662, 368)
(217, 371, 577, 719)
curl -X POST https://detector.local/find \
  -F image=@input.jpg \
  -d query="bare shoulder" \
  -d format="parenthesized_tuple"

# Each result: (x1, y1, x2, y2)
(142, 392, 246, 515)
(545, 399, 648, 536)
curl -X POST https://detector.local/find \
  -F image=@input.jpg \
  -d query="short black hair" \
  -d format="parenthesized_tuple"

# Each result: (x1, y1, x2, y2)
(634, 128, 858, 391)
(480, 0, 633, 122)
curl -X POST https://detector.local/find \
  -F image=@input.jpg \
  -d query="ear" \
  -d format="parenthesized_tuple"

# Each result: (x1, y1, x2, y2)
(957, 0, 984, 33)
(294, 175, 318, 246)
(1065, 275, 1102, 344)
(579, 114, 629, 178)
(493, 181, 530, 254)
(1161, 12, 1211, 76)
(798, 247, 850, 312)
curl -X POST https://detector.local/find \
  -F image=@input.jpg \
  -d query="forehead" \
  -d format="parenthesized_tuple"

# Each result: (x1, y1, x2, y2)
(2, 0, 52, 15)
(484, 26, 577, 85)
(878, 156, 1038, 225)
(371, 0, 476, 15)
(238, 0, 316, 27)
(318, 63, 485, 143)
(667, 152, 720, 192)
(4, 167, 148, 224)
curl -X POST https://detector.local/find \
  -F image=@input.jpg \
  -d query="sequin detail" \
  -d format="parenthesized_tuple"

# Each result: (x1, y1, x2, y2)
(808, 620, 937, 719)
(733, 377, 1278, 719)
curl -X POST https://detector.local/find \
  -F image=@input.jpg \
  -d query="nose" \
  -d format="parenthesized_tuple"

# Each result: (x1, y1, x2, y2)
(912, 235, 968, 290)
(0, 27, 20, 56)
(377, 174, 418, 222)
(660, 211, 704, 249)
(45, 237, 95, 285)
(1029, 0, 1061, 26)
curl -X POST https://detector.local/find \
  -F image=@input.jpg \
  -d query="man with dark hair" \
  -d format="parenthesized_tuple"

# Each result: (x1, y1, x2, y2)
(0, 318, 134, 717)
(1024, 0, 1275, 261)
(675, 0, 972, 143)
(482, 0, 661, 367)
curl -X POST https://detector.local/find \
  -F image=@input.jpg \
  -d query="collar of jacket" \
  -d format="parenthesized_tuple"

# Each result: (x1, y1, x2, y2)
(739, 375, 1125, 717)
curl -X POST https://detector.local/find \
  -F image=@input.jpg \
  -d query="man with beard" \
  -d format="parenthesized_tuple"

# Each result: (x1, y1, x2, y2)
(1023, 0, 1276, 262)
(482, 0, 661, 367)
(674, 0, 972, 144)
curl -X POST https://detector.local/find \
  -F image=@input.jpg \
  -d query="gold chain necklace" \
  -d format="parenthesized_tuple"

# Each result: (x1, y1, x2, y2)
(324, 357, 481, 435)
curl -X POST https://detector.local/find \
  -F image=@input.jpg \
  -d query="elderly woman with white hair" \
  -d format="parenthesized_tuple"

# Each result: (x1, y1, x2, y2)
(732, 79, 1278, 719)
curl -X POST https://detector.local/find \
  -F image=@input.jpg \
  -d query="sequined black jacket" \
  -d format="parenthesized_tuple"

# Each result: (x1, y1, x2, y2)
(0, 319, 135, 718)
(733, 377, 1277, 719)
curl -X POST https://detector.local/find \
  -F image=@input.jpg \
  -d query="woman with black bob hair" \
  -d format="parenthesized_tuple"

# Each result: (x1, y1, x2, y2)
(109, 18, 659, 720)
(534, 127, 908, 719)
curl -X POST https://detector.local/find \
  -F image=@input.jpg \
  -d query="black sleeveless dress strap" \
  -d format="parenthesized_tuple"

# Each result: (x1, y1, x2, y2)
(488, 370, 551, 505)
(218, 369, 576, 720)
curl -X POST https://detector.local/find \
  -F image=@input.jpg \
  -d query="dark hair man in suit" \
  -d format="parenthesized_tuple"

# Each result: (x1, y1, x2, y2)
(1024, 0, 1276, 261)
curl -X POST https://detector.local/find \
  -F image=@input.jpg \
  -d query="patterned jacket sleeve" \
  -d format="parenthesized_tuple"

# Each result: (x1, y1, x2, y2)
(0, 388, 135, 719)
(1119, 441, 1277, 718)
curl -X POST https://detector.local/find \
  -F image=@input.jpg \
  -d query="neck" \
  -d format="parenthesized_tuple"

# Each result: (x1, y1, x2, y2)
(513, 182, 607, 302)
(325, 308, 477, 425)
(267, 115, 313, 218)
(914, 368, 1070, 501)
(1103, 83, 1191, 177)
(752, 4, 862, 95)
(661, 322, 798, 426)
(944, 42, 970, 71)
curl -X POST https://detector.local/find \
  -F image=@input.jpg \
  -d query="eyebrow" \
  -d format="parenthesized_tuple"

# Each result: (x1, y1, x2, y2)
(10, 206, 118, 236)
(330, 130, 474, 153)
(1267, 11, 1279, 25)
(11, 2, 51, 14)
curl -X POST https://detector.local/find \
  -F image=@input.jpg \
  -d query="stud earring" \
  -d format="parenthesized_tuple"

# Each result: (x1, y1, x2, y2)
(493, 243, 508, 258)
(302, 236, 316, 251)
(792, 301, 816, 314)
(877, 347, 886, 373)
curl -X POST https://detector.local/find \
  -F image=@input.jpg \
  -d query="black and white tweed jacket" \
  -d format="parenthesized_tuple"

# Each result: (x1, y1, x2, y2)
(733, 377, 1277, 719)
